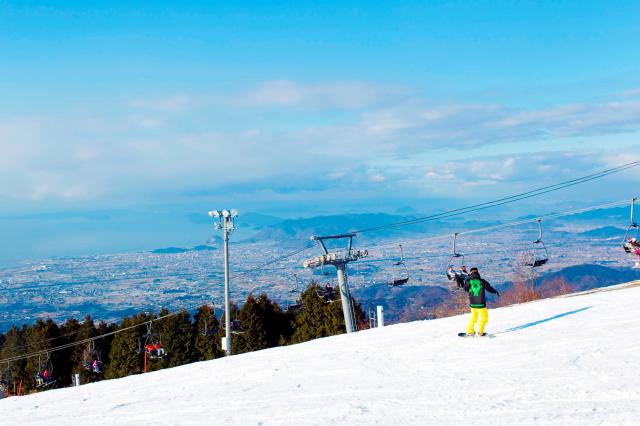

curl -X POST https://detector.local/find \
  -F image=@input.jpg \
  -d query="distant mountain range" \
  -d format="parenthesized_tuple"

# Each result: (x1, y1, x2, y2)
(239, 206, 632, 243)
(152, 245, 217, 254)
(577, 226, 626, 239)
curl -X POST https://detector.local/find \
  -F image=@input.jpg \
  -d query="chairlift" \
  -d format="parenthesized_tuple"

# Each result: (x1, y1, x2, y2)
(286, 274, 303, 313)
(286, 302, 302, 314)
(524, 219, 549, 268)
(35, 353, 55, 388)
(289, 273, 301, 293)
(137, 322, 166, 360)
(387, 244, 409, 286)
(446, 233, 465, 271)
(230, 305, 244, 334)
(622, 197, 640, 255)
(201, 304, 219, 337)
(445, 233, 466, 292)
(316, 281, 337, 301)
(81, 340, 103, 374)
(0, 363, 10, 395)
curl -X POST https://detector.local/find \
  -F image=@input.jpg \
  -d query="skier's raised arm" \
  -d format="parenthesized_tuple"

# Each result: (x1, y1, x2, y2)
(482, 279, 499, 296)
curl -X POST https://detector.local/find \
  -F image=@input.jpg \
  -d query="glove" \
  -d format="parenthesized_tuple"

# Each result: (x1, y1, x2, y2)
(496, 291, 501, 297)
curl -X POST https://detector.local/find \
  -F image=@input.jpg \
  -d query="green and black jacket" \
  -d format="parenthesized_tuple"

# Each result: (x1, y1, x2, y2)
(463, 272, 498, 308)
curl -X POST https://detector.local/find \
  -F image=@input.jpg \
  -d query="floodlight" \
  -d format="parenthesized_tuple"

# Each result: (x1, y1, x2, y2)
(208, 210, 220, 218)
(230, 209, 239, 217)
(222, 209, 230, 218)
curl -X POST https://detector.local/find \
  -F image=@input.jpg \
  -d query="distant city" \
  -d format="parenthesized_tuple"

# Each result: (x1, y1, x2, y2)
(0, 208, 633, 331)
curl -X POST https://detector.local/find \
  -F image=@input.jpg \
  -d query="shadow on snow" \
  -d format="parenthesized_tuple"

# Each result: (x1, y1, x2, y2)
(499, 306, 592, 334)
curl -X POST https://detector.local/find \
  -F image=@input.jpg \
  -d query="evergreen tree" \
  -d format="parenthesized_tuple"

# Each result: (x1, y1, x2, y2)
(105, 313, 152, 379)
(193, 304, 222, 361)
(60, 315, 102, 385)
(291, 283, 366, 343)
(235, 294, 269, 354)
(256, 294, 292, 347)
(154, 308, 196, 370)
(291, 284, 338, 343)
(0, 326, 27, 395)
(24, 319, 61, 390)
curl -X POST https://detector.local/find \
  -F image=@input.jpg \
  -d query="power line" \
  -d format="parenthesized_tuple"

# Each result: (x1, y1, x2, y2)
(351, 161, 639, 234)
(361, 198, 631, 255)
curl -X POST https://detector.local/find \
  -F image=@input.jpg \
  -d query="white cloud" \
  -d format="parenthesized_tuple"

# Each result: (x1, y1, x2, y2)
(128, 94, 194, 112)
(2, 83, 640, 207)
(239, 80, 407, 110)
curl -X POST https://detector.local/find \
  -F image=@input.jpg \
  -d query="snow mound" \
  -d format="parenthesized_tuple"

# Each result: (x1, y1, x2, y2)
(3, 282, 640, 425)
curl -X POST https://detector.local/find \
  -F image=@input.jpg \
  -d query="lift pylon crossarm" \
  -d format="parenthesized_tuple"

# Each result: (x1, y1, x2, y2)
(304, 233, 367, 334)
(303, 250, 368, 268)
(311, 233, 358, 254)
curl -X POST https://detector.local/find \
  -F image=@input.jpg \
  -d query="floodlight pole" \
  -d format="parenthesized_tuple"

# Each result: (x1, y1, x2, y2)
(303, 233, 368, 334)
(209, 209, 238, 356)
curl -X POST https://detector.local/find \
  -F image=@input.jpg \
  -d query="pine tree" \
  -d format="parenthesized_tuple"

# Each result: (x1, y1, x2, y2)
(193, 304, 222, 361)
(105, 313, 152, 379)
(23, 319, 61, 391)
(154, 308, 196, 370)
(60, 315, 102, 385)
(235, 294, 269, 354)
(291, 284, 338, 343)
(0, 326, 27, 395)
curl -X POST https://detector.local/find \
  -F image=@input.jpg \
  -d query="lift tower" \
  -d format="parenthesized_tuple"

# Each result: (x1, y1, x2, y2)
(303, 233, 368, 333)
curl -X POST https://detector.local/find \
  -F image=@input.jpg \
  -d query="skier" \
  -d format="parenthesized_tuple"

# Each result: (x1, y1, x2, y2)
(462, 267, 499, 337)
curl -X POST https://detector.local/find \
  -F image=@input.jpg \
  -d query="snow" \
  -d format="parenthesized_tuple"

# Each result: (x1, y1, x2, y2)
(3, 282, 640, 425)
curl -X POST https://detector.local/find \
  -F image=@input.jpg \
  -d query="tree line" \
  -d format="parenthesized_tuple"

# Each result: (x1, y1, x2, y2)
(0, 283, 365, 396)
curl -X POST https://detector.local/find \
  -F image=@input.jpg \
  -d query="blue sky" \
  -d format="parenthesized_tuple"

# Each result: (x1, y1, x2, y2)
(1, 1, 640, 263)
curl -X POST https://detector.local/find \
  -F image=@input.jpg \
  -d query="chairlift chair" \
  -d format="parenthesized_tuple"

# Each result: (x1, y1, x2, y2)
(200, 304, 219, 337)
(0, 363, 10, 395)
(316, 281, 337, 301)
(524, 219, 549, 268)
(137, 323, 166, 360)
(286, 303, 302, 314)
(622, 198, 640, 254)
(35, 353, 55, 388)
(446, 233, 466, 272)
(81, 340, 103, 374)
(445, 233, 466, 292)
(388, 244, 410, 286)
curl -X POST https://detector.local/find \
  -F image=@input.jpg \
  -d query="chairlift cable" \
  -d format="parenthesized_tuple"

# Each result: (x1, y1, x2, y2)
(351, 161, 640, 234)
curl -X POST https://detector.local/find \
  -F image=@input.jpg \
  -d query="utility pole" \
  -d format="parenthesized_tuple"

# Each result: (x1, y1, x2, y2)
(303, 233, 368, 333)
(209, 208, 238, 356)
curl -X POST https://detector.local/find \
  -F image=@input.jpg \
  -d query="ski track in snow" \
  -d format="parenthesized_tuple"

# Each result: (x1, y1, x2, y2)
(2, 282, 640, 425)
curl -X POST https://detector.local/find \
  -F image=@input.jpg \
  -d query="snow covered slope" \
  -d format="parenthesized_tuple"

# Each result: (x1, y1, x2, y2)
(3, 282, 640, 425)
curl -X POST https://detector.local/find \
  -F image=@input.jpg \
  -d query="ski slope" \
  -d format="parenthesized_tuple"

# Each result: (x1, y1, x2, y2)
(3, 282, 640, 425)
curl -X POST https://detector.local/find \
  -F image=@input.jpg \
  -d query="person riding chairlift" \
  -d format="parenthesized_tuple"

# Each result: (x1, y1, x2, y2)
(145, 342, 165, 359)
(35, 371, 44, 387)
(624, 237, 640, 268)
(325, 283, 335, 301)
(446, 265, 468, 289)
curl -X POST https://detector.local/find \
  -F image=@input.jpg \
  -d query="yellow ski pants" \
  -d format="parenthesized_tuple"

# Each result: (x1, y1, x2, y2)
(467, 307, 488, 335)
